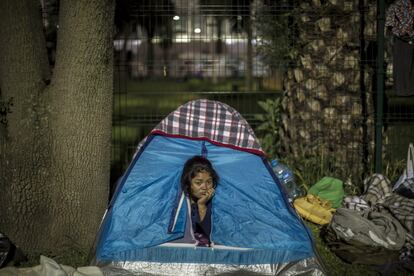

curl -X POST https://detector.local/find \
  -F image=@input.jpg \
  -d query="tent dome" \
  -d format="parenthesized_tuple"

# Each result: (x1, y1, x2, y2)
(93, 99, 325, 275)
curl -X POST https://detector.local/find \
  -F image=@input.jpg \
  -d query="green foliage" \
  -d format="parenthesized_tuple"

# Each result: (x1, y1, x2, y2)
(277, 140, 408, 196)
(254, 97, 359, 195)
(255, 2, 298, 71)
(383, 158, 406, 184)
(254, 98, 280, 158)
(281, 147, 353, 194)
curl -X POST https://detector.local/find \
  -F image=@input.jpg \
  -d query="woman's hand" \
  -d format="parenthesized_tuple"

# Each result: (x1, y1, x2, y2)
(197, 187, 215, 206)
(197, 188, 214, 221)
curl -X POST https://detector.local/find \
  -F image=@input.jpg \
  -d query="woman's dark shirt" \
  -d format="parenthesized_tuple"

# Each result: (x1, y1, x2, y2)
(191, 201, 212, 246)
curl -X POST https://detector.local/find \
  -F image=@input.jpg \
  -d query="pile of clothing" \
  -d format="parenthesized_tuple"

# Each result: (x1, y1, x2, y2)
(323, 173, 414, 271)
(277, 143, 414, 273)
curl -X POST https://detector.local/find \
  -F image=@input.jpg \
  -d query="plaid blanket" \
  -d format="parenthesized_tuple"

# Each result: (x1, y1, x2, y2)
(360, 174, 414, 234)
(135, 99, 264, 156)
(361, 174, 393, 205)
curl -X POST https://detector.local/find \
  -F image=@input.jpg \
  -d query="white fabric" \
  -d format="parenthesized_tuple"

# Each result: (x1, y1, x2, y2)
(0, 255, 102, 276)
(393, 143, 414, 191)
(343, 195, 369, 211)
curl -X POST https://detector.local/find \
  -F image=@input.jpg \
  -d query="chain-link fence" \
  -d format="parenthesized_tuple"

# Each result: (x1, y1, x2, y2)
(110, 0, 413, 191)
(111, 0, 285, 185)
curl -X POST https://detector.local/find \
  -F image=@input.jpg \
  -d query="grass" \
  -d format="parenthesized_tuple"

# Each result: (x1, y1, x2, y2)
(114, 77, 274, 93)
(113, 90, 280, 120)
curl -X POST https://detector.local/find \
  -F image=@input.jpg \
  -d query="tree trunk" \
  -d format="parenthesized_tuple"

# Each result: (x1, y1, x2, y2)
(279, 0, 375, 188)
(0, 0, 114, 254)
(0, 0, 53, 251)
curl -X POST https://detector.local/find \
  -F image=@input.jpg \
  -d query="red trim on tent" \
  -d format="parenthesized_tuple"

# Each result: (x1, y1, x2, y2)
(150, 130, 266, 157)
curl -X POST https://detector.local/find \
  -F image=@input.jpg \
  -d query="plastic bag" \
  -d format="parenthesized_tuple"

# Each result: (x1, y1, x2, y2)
(393, 143, 414, 198)
(293, 194, 335, 225)
(308, 177, 344, 208)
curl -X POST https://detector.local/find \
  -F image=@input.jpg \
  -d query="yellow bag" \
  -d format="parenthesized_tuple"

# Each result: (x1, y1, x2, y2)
(293, 194, 336, 225)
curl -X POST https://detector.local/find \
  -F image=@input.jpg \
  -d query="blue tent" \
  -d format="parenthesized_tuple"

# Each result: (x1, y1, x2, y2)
(94, 100, 325, 275)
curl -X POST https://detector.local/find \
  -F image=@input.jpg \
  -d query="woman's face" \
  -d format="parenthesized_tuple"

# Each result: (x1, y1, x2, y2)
(190, 170, 213, 199)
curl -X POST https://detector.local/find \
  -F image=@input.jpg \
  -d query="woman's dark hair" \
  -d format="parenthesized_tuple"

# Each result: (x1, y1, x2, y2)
(181, 156, 219, 196)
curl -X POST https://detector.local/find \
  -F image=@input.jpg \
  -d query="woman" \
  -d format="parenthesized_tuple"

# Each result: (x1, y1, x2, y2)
(181, 156, 219, 247)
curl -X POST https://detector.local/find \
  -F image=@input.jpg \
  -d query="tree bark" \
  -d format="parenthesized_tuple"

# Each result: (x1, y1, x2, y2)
(279, 0, 375, 187)
(0, 0, 114, 254)
(0, 0, 53, 251)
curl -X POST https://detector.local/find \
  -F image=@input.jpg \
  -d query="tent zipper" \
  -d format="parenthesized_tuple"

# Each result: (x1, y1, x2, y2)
(170, 192, 185, 233)
(185, 197, 198, 247)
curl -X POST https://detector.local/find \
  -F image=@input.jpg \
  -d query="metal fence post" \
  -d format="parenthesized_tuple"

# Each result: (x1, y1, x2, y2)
(375, 0, 385, 173)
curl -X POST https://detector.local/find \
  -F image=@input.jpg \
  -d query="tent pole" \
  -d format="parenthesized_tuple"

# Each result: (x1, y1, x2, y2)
(375, 0, 385, 173)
